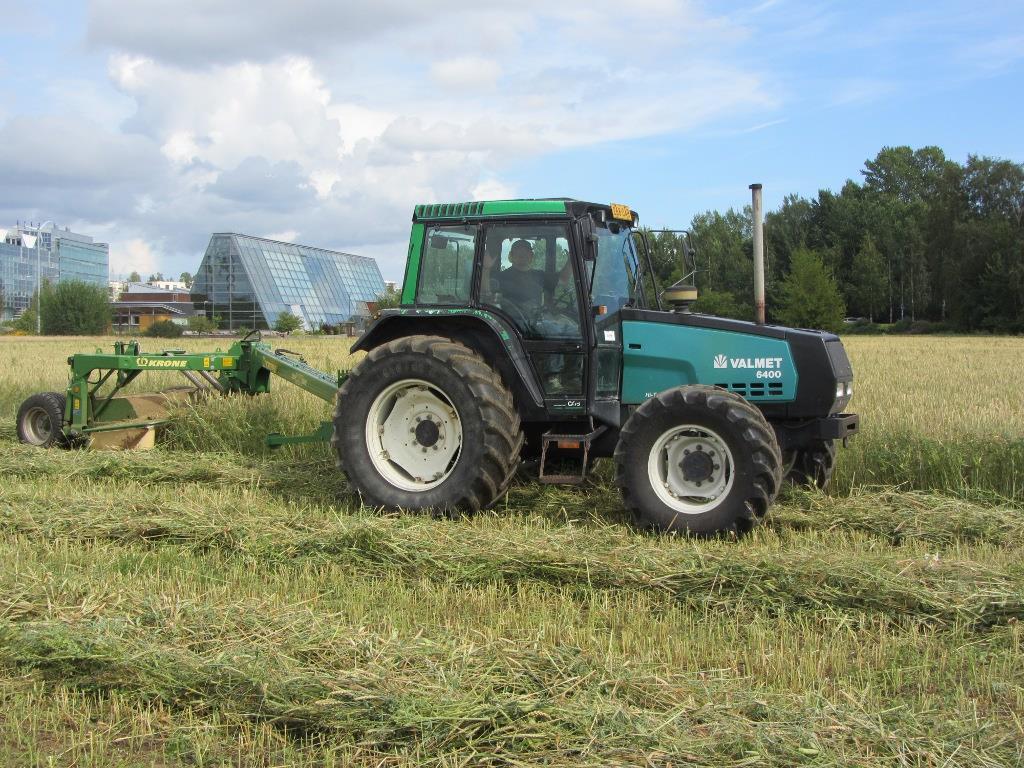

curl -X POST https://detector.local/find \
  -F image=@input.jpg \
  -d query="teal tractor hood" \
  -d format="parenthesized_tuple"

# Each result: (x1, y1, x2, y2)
(621, 320, 798, 404)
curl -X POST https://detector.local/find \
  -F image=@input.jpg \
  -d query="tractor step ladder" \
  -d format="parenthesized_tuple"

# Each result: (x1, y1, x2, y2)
(539, 424, 607, 485)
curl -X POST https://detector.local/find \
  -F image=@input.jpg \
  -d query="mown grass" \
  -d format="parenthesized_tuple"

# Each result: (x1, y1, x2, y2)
(1, 334, 1023, 765)
(2, 463, 1022, 765)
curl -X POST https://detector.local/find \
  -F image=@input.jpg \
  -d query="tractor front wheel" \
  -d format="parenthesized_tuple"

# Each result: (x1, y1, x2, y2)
(615, 385, 782, 536)
(16, 391, 69, 448)
(333, 336, 523, 512)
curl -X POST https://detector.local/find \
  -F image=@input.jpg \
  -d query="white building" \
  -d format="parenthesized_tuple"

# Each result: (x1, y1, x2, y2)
(149, 280, 188, 292)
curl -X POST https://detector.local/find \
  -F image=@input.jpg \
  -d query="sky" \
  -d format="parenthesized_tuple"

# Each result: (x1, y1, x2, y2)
(0, 0, 1021, 282)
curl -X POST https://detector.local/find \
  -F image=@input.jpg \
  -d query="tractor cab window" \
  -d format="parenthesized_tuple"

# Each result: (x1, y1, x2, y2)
(589, 221, 640, 398)
(589, 222, 640, 313)
(417, 224, 477, 304)
(480, 223, 583, 398)
(479, 224, 581, 341)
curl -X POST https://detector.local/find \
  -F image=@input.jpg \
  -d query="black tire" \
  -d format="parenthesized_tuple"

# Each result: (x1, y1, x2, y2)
(614, 385, 783, 536)
(332, 335, 524, 512)
(784, 440, 837, 490)
(16, 391, 69, 448)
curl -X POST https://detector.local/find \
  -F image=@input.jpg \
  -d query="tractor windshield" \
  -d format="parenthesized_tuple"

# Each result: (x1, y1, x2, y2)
(589, 222, 644, 311)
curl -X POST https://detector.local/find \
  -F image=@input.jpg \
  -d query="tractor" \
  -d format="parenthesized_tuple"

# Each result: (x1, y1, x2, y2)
(17, 199, 858, 536)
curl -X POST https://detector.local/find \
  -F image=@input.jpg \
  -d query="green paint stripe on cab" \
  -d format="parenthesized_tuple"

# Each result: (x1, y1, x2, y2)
(621, 320, 798, 403)
(481, 200, 567, 216)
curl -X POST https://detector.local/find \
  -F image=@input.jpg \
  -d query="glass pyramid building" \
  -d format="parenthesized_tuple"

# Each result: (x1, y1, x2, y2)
(191, 233, 385, 331)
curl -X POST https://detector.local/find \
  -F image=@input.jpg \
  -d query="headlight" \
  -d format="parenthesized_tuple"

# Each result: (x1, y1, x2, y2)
(832, 381, 853, 414)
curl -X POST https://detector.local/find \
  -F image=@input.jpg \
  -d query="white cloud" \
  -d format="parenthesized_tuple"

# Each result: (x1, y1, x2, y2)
(328, 103, 396, 153)
(44, 78, 135, 130)
(472, 179, 517, 201)
(160, 131, 201, 166)
(114, 56, 341, 172)
(109, 238, 158, 277)
(262, 230, 300, 244)
(431, 57, 502, 89)
(88, 1, 567, 69)
(0, 116, 159, 187)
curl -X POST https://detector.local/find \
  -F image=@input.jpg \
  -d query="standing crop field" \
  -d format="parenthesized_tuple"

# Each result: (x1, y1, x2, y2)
(0, 334, 1022, 766)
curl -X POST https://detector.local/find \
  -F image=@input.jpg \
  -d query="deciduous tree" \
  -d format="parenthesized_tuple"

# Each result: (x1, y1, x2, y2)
(273, 311, 303, 333)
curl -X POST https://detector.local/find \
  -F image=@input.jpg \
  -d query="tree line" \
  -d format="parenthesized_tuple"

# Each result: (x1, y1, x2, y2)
(642, 146, 1024, 333)
(125, 271, 194, 287)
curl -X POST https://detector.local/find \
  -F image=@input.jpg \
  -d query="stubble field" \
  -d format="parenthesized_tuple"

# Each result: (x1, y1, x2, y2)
(0, 334, 1022, 766)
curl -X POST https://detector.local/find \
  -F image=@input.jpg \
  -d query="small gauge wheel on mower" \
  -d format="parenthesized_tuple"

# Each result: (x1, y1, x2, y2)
(16, 391, 70, 448)
(614, 385, 783, 536)
(783, 440, 837, 490)
(332, 335, 524, 512)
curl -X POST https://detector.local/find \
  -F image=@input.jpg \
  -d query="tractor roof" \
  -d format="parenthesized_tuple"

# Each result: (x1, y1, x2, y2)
(412, 198, 637, 223)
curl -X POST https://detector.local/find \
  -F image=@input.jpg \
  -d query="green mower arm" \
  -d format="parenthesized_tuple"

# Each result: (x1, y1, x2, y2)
(62, 338, 346, 443)
(244, 345, 343, 403)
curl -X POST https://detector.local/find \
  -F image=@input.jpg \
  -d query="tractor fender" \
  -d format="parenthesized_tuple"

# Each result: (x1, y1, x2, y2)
(351, 309, 545, 409)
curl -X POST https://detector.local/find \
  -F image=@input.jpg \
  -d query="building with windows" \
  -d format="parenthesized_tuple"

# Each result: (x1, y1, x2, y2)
(111, 283, 201, 333)
(0, 222, 109, 320)
(190, 233, 385, 331)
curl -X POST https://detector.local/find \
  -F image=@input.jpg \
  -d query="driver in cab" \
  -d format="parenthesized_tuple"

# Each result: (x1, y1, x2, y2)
(481, 239, 574, 330)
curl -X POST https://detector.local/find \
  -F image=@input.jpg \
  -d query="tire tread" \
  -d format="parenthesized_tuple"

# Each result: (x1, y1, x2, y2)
(331, 335, 522, 512)
(16, 391, 68, 448)
(614, 385, 783, 536)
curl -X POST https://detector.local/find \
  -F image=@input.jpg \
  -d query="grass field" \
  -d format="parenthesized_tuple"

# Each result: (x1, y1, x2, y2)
(1, 334, 1022, 766)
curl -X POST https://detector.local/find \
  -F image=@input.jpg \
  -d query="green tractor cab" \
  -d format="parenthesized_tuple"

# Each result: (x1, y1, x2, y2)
(18, 198, 859, 537)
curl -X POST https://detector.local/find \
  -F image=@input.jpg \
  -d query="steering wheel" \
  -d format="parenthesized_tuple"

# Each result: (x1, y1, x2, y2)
(548, 285, 578, 317)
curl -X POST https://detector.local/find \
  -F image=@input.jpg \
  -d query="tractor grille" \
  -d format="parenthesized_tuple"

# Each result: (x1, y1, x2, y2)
(415, 202, 485, 219)
(713, 381, 785, 398)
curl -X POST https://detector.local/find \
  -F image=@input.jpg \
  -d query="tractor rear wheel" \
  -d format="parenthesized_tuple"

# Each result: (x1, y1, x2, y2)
(17, 391, 69, 448)
(615, 385, 782, 536)
(784, 440, 837, 490)
(333, 335, 523, 512)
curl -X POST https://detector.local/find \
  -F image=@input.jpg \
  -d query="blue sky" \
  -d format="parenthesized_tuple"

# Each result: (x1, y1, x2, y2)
(0, 0, 1021, 280)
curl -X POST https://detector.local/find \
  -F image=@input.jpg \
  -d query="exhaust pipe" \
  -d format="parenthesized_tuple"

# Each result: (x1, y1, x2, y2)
(750, 183, 765, 325)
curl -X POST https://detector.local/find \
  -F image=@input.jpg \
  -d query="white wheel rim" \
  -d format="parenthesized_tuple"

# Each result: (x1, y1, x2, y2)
(364, 378, 463, 492)
(24, 406, 54, 445)
(647, 424, 735, 515)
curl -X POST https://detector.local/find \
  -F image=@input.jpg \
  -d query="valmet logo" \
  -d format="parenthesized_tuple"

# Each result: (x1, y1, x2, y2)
(713, 355, 785, 370)
(136, 357, 187, 369)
